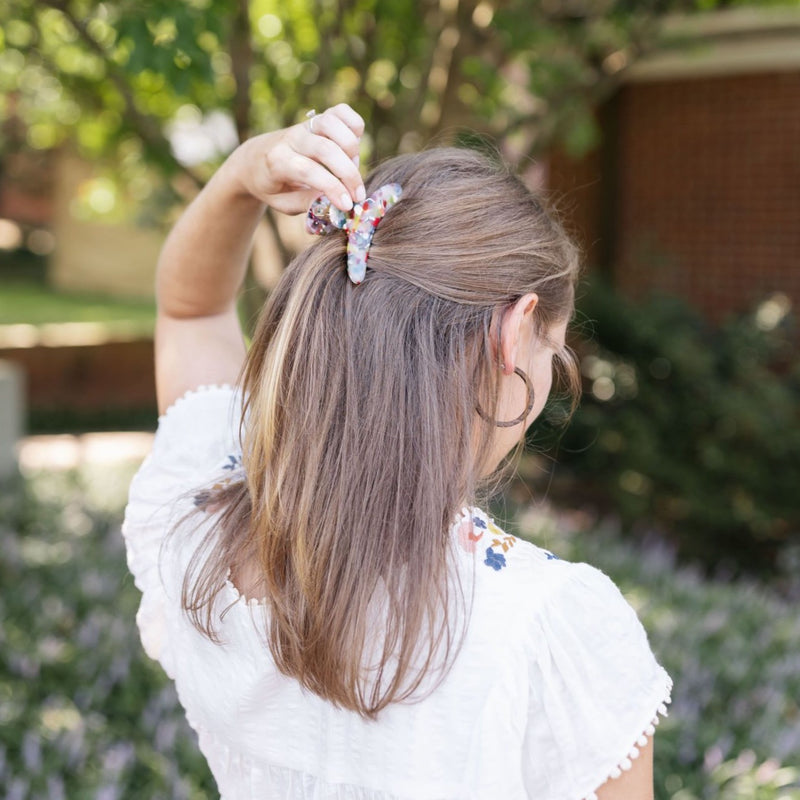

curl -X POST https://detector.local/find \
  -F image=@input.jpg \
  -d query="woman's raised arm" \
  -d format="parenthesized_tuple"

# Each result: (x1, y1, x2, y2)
(154, 105, 365, 414)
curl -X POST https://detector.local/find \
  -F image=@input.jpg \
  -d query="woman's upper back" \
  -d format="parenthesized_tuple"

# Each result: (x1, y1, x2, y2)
(123, 384, 672, 800)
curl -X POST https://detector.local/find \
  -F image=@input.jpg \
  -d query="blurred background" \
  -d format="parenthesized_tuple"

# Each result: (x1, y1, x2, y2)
(1, 1, 799, 798)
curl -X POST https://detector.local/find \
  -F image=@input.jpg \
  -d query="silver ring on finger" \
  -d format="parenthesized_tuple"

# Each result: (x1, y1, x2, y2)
(305, 109, 318, 134)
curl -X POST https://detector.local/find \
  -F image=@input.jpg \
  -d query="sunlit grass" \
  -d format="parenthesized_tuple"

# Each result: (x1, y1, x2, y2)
(0, 280, 155, 327)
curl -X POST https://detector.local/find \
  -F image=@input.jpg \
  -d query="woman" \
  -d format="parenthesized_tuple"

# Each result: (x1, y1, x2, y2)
(123, 103, 672, 799)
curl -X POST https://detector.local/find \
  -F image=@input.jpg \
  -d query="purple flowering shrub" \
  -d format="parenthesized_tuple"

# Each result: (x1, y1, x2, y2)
(1, 464, 798, 799)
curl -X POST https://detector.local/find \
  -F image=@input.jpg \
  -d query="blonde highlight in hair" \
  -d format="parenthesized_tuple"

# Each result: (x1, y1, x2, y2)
(181, 147, 581, 718)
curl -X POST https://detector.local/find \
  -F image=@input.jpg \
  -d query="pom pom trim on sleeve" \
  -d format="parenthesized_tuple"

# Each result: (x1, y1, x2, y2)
(581, 674, 673, 800)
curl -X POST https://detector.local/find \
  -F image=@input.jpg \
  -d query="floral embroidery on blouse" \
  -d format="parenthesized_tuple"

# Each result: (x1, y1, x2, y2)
(484, 520, 516, 571)
(194, 453, 244, 509)
(483, 547, 507, 571)
(459, 511, 563, 571)
(456, 512, 516, 571)
(222, 454, 242, 471)
(457, 517, 484, 553)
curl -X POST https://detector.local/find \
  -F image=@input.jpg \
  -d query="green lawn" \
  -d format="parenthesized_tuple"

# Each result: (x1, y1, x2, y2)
(0, 280, 156, 327)
(0, 279, 260, 339)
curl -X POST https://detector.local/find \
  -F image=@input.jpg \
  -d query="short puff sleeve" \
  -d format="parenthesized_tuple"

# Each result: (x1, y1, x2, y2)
(121, 384, 244, 673)
(523, 561, 672, 800)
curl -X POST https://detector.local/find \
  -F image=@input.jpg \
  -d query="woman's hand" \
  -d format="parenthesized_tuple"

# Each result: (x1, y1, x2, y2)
(154, 105, 365, 413)
(230, 103, 366, 216)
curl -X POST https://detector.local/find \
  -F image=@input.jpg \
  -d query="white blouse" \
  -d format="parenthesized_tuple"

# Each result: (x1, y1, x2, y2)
(122, 384, 673, 800)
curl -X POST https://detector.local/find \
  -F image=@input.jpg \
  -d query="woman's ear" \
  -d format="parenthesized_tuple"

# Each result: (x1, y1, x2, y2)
(490, 293, 539, 376)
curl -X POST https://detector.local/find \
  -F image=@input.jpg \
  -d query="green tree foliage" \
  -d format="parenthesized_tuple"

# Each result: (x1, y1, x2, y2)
(0, 0, 756, 213)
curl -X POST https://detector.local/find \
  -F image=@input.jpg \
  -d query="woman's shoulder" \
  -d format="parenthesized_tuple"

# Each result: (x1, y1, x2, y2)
(454, 506, 590, 599)
(456, 506, 667, 671)
(127, 384, 244, 502)
(154, 383, 244, 456)
(457, 508, 672, 799)
(122, 384, 246, 669)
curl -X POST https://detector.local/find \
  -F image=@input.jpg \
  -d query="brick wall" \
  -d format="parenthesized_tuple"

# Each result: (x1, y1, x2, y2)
(546, 138, 605, 270)
(548, 71, 800, 321)
(0, 339, 156, 423)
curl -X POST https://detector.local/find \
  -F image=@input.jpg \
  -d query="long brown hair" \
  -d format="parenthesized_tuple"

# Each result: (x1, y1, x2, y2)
(181, 147, 581, 718)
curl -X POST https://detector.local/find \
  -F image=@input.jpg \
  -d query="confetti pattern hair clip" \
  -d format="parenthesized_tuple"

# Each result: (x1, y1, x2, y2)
(306, 183, 403, 284)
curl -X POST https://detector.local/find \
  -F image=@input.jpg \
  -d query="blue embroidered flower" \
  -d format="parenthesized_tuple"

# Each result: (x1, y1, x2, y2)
(222, 454, 242, 471)
(545, 551, 560, 561)
(194, 454, 244, 509)
(484, 547, 506, 571)
(472, 515, 488, 530)
(193, 490, 211, 508)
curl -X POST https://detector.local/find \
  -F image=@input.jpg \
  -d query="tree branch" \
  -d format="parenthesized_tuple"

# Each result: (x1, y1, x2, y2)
(263, 207, 291, 266)
(230, 0, 253, 143)
(428, 0, 483, 140)
(406, 2, 445, 139)
(38, 0, 206, 192)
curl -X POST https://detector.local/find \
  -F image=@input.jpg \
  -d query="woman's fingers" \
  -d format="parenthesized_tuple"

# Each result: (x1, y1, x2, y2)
(308, 111, 361, 163)
(324, 103, 366, 140)
(265, 188, 314, 216)
(240, 104, 366, 213)
(283, 151, 357, 213)
(283, 112, 364, 208)
(303, 132, 364, 205)
(303, 105, 365, 201)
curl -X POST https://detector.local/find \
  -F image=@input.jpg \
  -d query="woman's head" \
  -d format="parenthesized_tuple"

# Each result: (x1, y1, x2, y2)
(369, 148, 578, 466)
(261, 147, 579, 467)
(361, 147, 577, 325)
(186, 146, 581, 717)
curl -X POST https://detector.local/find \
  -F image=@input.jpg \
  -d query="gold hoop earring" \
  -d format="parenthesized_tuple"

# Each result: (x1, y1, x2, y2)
(477, 367, 535, 428)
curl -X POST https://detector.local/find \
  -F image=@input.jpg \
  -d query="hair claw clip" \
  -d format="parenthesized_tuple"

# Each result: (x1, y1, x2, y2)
(306, 183, 403, 284)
